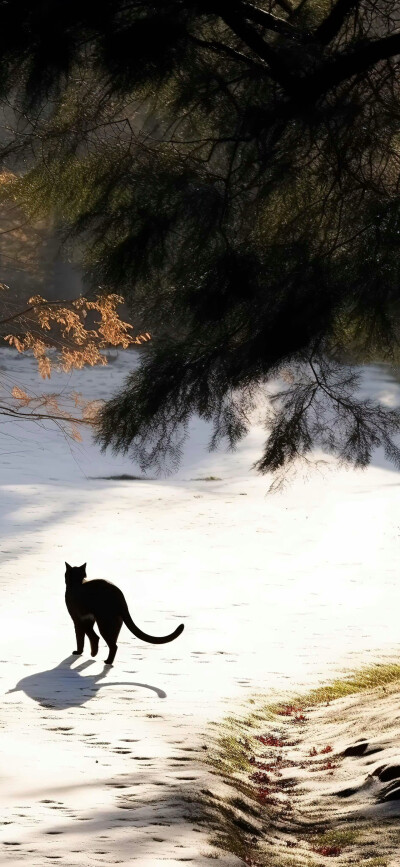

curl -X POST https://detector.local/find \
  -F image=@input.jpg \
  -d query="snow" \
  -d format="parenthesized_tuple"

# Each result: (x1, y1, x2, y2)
(0, 348, 399, 864)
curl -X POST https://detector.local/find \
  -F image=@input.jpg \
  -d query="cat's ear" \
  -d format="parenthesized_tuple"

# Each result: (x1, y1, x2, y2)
(65, 562, 71, 570)
(81, 563, 87, 573)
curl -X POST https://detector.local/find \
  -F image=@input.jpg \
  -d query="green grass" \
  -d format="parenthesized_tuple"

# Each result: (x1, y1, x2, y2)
(246, 662, 400, 729)
(191, 476, 222, 481)
(310, 827, 360, 850)
(287, 662, 400, 707)
(358, 859, 388, 867)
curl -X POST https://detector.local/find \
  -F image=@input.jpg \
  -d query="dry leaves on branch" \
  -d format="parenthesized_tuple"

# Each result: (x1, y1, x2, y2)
(8, 385, 103, 441)
(2, 292, 150, 378)
(0, 290, 145, 438)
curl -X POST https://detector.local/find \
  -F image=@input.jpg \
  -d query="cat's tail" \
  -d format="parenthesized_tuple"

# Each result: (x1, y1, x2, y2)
(122, 606, 184, 644)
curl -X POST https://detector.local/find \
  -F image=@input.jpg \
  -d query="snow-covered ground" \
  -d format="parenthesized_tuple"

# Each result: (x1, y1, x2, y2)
(0, 348, 400, 864)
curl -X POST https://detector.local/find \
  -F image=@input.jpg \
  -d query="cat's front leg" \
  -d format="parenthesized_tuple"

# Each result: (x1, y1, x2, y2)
(73, 619, 85, 655)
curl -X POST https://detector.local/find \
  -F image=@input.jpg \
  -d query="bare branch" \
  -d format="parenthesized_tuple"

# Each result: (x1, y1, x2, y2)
(0, 298, 67, 328)
(0, 403, 94, 426)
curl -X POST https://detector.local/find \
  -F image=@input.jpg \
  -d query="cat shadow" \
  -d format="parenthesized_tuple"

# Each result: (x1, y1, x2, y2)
(7, 655, 166, 709)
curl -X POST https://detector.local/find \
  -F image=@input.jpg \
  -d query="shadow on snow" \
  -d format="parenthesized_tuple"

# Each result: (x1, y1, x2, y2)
(7, 655, 166, 709)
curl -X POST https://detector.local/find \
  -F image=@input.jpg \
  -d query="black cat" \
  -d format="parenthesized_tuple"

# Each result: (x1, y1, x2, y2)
(65, 562, 184, 665)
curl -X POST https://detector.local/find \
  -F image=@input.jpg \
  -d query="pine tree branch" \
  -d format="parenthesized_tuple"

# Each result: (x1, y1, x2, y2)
(188, 33, 270, 73)
(314, 0, 360, 46)
(305, 30, 400, 101)
(204, 1, 400, 102)
(215, 3, 297, 91)
(274, 0, 295, 15)
(238, 0, 303, 39)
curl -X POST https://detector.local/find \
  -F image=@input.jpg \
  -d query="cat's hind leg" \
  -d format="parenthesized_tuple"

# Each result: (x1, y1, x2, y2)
(85, 623, 100, 658)
(96, 615, 123, 665)
(72, 619, 85, 655)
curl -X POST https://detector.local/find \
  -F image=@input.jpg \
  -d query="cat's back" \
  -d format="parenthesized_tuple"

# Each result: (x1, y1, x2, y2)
(82, 578, 123, 603)
(84, 578, 117, 590)
(66, 577, 126, 618)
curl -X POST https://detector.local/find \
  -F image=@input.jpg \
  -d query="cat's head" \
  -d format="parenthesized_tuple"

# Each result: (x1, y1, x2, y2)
(65, 562, 87, 584)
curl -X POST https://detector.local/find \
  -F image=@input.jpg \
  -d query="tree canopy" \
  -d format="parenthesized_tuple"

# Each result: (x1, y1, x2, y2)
(1, 0, 400, 476)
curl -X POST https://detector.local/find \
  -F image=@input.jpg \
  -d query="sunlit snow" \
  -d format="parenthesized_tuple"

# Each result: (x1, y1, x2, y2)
(0, 348, 399, 864)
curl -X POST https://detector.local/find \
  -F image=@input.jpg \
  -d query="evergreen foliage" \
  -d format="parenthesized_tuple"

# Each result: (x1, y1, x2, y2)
(1, 1, 400, 474)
